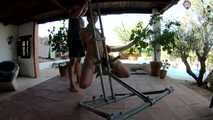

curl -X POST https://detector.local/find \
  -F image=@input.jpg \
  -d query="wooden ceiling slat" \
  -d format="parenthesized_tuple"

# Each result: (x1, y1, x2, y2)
(0, 0, 178, 24)
(92, 0, 171, 3)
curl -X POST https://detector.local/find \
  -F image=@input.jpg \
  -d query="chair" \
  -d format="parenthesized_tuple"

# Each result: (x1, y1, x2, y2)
(0, 61, 19, 91)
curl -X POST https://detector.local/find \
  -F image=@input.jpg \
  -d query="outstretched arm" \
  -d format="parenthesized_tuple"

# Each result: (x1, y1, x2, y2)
(109, 40, 136, 52)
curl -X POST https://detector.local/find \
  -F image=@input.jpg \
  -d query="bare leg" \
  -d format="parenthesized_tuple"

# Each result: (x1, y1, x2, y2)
(111, 59, 130, 78)
(68, 58, 78, 92)
(74, 58, 81, 84)
(80, 58, 95, 89)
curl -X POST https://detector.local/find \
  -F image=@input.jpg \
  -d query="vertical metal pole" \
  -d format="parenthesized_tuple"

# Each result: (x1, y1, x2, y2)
(88, 1, 106, 100)
(97, 8, 115, 99)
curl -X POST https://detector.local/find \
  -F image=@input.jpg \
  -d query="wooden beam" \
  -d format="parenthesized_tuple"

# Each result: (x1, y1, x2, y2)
(92, 1, 168, 10)
(25, 9, 66, 22)
(0, 0, 178, 24)
(92, 0, 171, 3)
(160, 0, 179, 13)
(49, 0, 67, 11)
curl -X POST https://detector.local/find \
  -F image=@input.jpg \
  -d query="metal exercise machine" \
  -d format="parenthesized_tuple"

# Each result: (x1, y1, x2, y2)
(79, 2, 174, 120)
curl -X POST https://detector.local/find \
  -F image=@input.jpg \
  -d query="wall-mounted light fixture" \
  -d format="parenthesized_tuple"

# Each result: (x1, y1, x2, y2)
(7, 35, 14, 45)
(183, 0, 191, 10)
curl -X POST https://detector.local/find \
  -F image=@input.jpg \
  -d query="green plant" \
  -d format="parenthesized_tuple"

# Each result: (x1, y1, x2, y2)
(122, 21, 150, 55)
(207, 51, 213, 70)
(48, 20, 68, 57)
(160, 59, 170, 71)
(151, 21, 181, 54)
(160, 1, 213, 86)
(129, 14, 180, 61)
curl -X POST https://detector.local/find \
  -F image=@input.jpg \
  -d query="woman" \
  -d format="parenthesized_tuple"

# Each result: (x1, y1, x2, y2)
(79, 11, 130, 89)
(67, 2, 88, 92)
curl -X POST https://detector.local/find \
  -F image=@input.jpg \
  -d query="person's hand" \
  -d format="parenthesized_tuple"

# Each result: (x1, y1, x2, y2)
(106, 45, 112, 53)
(69, 2, 88, 17)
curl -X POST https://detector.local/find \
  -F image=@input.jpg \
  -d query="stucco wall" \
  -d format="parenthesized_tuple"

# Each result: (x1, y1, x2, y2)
(0, 23, 18, 62)
(0, 22, 38, 77)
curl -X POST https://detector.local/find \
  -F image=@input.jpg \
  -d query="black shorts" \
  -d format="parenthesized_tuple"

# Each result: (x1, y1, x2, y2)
(68, 18, 85, 57)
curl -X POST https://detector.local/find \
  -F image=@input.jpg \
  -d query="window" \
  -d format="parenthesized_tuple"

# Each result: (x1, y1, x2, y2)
(17, 35, 32, 58)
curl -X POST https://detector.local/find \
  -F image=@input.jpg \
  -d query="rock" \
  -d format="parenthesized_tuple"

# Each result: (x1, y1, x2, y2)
(206, 70, 213, 90)
(140, 63, 151, 73)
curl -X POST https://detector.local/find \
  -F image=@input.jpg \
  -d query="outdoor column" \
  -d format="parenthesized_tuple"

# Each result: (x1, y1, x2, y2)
(152, 9, 161, 62)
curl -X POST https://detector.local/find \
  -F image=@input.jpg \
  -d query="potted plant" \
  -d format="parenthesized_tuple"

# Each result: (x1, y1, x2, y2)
(149, 14, 162, 76)
(52, 62, 69, 77)
(160, 59, 170, 79)
(48, 20, 69, 59)
(150, 60, 161, 76)
(149, 15, 180, 76)
(48, 20, 69, 77)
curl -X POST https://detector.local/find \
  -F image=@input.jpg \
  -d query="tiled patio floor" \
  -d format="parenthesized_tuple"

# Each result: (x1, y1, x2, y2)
(0, 68, 59, 101)
(0, 69, 212, 120)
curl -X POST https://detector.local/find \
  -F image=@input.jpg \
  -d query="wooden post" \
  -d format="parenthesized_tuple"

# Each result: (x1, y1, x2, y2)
(152, 9, 161, 62)
(150, 9, 161, 76)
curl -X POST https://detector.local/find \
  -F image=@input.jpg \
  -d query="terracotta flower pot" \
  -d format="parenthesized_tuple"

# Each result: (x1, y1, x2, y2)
(150, 61, 161, 76)
(59, 65, 68, 77)
(160, 70, 167, 79)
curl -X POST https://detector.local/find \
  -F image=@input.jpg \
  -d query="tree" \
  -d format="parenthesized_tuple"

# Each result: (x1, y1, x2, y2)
(113, 22, 132, 43)
(162, 0, 213, 86)
(179, 1, 212, 86)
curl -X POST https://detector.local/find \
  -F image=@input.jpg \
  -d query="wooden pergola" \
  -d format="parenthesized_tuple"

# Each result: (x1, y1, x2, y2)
(0, 0, 178, 24)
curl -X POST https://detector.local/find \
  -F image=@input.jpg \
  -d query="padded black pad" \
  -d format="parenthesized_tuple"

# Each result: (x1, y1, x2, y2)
(0, 61, 18, 82)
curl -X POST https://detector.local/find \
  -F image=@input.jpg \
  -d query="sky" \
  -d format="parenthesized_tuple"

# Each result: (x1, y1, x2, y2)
(38, 14, 151, 46)
(38, 0, 187, 46)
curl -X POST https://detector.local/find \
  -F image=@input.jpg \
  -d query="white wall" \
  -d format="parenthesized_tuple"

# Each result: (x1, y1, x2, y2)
(0, 23, 18, 62)
(38, 37, 49, 58)
(0, 22, 39, 78)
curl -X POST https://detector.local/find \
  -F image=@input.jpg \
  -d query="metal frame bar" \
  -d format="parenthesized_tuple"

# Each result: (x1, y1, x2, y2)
(88, 1, 107, 101)
(111, 74, 152, 104)
(80, 77, 173, 120)
(97, 6, 115, 100)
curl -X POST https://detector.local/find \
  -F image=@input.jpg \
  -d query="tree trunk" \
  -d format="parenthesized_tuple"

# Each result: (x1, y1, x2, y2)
(181, 56, 207, 86)
(197, 57, 206, 86)
(181, 57, 201, 86)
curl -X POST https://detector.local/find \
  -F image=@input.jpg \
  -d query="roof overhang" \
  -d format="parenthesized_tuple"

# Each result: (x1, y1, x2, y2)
(0, 0, 179, 25)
